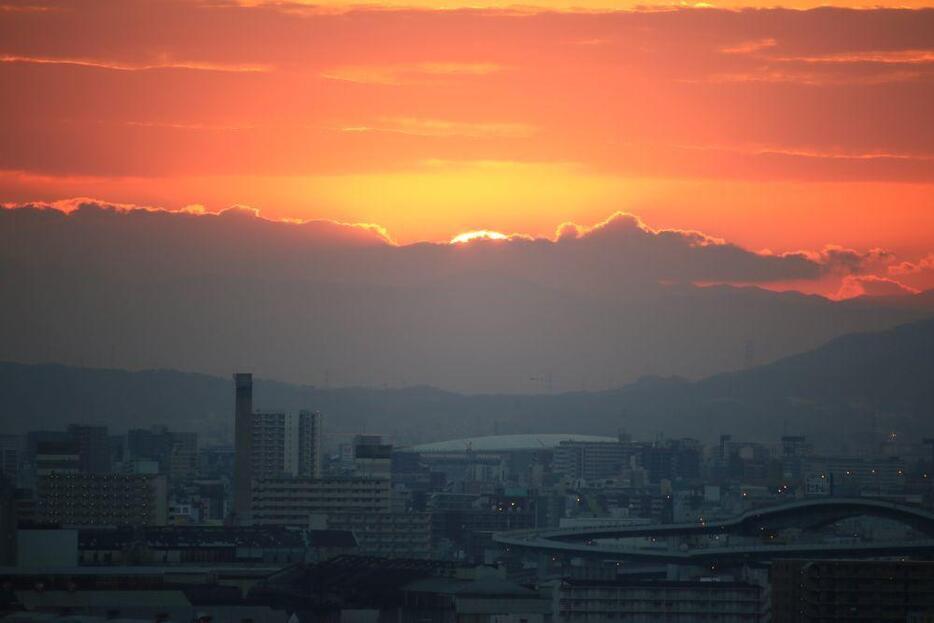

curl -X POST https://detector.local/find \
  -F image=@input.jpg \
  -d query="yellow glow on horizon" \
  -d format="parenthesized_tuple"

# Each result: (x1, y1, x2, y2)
(6, 170, 934, 262)
(299, 161, 630, 243)
(450, 229, 509, 244)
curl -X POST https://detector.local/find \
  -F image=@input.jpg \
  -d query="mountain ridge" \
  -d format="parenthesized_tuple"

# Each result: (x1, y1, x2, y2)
(1, 315, 932, 450)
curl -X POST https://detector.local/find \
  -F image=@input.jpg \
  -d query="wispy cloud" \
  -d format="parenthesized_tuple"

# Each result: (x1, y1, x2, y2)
(704, 45, 934, 86)
(676, 143, 934, 162)
(771, 49, 934, 64)
(321, 62, 507, 85)
(719, 37, 777, 55)
(0, 3, 58, 11)
(698, 68, 924, 86)
(0, 54, 272, 73)
(889, 254, 934, 276)
(338, 117, 536, 138)
(121, 120, 256, 131)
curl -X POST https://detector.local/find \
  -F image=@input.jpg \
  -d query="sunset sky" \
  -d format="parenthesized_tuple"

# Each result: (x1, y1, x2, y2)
(2, 0, 934, 299)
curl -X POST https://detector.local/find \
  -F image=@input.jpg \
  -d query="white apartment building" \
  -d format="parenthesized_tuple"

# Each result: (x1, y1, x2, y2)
(251, 409, 322, 480)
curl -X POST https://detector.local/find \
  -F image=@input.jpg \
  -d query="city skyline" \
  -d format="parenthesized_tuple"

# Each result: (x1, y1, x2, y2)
(1, 2, 934, 619)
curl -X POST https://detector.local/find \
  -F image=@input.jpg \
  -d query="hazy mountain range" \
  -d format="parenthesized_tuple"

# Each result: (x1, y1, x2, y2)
(2, 316, 932, 450)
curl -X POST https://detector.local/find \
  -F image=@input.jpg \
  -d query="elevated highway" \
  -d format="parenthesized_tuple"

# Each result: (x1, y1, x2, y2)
(493, 497, 934, 563)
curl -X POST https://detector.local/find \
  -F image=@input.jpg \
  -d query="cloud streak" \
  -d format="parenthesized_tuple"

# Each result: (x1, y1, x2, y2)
(321, 62, 506, 85)
(339, 117, 536, 138)
(836, 274, 920, 299)
(0, 54, 272, 73)
(770, 49, 934, 64)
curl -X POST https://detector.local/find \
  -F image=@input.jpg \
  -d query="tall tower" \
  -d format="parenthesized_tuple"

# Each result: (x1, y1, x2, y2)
(233, 373, 253, 517)
(299, 410, 323, 478)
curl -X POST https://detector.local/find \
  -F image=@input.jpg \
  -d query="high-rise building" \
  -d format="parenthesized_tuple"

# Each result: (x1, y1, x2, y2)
(67, 425, 111, 474)
(34, 440, 81, 475)
(553, 439, 639, 482)
(780, 435, 812, 481)
(641, 438, 702, 483)
(251, 410, 322, 480)
(351, 435, 391, 480)
(0, 476, 16, 565)
(0, 435, 23, 484)
(233, 372, 253, 517)
(127, 426, 198, 483)
(198, 445, 234, 480)
(251, 410, 287, 480)
(233, 373, 322, 518)
(168, 432, 199, 483)
(298, 409, 322, 478)
(27, 428, 109, 477)
(781, 435, 810, 458)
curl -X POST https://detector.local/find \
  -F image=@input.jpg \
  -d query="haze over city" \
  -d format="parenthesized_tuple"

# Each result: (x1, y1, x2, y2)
(1, 0, 934, 621)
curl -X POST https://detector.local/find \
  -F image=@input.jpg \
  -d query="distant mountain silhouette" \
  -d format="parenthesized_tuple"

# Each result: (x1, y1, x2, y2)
(1, 316, 932, 450)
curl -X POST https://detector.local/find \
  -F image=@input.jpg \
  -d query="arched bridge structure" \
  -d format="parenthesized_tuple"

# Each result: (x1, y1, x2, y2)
(493, 497, 934, 564)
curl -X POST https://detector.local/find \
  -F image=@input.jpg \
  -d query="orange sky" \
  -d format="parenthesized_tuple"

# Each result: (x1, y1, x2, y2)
(1, 0, 933, 296)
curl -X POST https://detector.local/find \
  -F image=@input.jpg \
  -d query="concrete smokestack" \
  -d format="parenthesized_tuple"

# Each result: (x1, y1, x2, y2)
(233, 372, 253, 517)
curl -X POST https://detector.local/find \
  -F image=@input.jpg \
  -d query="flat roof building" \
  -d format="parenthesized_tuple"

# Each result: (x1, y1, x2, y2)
(36, 472, 168, 527)
(555, 578, 765, 623)
(406, 434, 618, 454)
(251, 477, 391, 526)
(771, 559, 934, 622)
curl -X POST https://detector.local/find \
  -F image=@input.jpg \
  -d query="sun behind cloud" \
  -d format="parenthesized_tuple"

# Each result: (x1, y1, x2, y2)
(450, 230, 509, 244)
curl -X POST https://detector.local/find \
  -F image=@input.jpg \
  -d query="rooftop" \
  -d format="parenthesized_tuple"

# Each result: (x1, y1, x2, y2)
(405, 434, 618, 453)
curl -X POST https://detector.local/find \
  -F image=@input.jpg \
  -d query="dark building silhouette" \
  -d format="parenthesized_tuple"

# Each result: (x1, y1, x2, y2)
(0, 476, 16, 565)
(34, 439, 81, 474)
(67, 425, 111, 474)
(641, 438, 701, 483)
(28, 427, 110, 475)
(557, 578, 764, 622)
(127, 426, 199, 483)
(771, 559, 934, 622)
(233, 372, 254, 517)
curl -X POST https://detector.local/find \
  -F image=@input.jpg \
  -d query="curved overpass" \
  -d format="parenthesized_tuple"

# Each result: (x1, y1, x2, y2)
(495, 537, 934, 564)
(493, 497, 934, 562)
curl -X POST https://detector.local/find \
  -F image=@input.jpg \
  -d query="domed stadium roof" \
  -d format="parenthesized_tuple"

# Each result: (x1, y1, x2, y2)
(405, 433, 618, 453)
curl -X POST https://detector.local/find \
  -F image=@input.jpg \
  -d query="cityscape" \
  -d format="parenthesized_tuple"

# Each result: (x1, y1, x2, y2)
(1, 359, 934, 621)
(2, 0, 934, 621)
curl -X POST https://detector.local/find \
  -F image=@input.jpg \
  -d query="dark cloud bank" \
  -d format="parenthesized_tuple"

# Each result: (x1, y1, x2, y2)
(1, 201, 931, 393)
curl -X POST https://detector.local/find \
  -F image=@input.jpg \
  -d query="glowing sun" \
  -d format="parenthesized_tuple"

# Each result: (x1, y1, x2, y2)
(450, 230, 509, 244)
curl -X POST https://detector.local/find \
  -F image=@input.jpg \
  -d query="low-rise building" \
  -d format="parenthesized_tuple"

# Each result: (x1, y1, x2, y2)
(400, 576, 551, 623)
(770, 559, 934, 622)
(801, 456, 907, 494)
(0, 565, 283, 622)
(327, 511, 432, 559)
(36, 472, 168, 526)
(75, 525, 356, 566)
(555, 578, 764, 623)
(251, 477, 391, 526)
